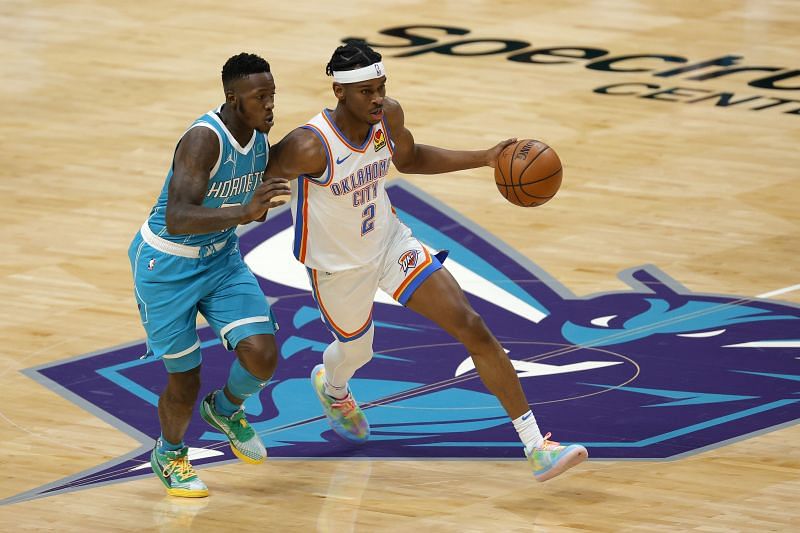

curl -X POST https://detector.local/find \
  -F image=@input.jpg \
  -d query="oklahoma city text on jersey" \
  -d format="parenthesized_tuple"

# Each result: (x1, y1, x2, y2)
(330, 158, 391, 206)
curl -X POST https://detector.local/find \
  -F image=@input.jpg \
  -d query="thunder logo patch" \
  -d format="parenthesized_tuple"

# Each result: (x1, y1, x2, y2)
(398, 249, 420, 274)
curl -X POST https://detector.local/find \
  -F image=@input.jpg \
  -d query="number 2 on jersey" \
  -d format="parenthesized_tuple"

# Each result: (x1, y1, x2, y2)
(361, 203, 375, 236)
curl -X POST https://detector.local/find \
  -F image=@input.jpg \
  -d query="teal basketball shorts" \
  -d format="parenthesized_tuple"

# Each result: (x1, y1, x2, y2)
(128, 226, 278, 373)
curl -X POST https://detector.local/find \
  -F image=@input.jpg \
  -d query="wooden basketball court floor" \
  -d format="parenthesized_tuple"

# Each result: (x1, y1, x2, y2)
(1, 0, 798, 530)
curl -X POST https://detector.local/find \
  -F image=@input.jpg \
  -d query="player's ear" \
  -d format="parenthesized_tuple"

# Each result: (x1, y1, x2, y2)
(224, 86, 236, 105)
(332, 82, 346, 102)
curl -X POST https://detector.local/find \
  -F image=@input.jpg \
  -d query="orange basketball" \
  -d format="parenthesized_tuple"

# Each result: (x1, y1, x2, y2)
(494, 139, 563, 207)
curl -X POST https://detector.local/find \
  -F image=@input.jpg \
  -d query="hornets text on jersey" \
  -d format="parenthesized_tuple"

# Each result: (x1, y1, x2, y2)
(145, 106, 269, 248)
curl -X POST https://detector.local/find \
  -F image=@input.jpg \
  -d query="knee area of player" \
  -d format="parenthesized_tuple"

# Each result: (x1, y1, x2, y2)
(450, 308, 487, 334)
(456, 313, 496, 348)
(165, 370, 202, 401)
(242, 354, 278, 380)
(339, 339, 374, 364)
(336, 329, 375, 364)
(235, 338, 279, 378)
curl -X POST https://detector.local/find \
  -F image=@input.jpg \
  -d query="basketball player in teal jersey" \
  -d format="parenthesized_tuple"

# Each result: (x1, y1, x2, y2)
(128, 53, 291, 497)
(265, 41, 588, 482)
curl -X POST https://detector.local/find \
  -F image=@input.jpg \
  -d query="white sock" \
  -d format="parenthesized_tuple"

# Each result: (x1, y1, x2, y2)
(513, 410, 544, 453)
(322, 325, 375, 400)
(324, 378, 349, 400)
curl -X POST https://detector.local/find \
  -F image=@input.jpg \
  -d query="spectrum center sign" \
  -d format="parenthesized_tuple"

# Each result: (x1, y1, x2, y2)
(346, 25, 800, 117)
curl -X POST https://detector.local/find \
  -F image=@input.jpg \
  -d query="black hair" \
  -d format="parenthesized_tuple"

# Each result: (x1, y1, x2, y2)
(221, 53, 271, 87)
(325, 40, 382, 76)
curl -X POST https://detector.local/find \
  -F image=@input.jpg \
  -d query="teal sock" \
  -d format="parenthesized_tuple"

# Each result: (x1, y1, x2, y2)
(226, 359, 269, 403)
(213, 389, 239, 417)
(158, 435, 183, 453)
(214, 360, 269, 416)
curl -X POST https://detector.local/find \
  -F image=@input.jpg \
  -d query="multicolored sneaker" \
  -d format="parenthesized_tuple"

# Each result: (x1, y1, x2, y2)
(311, 364, 370, 443)
(527, 433, 588, 482)
(150, 444, 209, 498)
(199, 391, 267, 464)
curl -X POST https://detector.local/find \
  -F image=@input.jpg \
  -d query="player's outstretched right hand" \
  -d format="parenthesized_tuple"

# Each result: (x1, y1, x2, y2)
(244, 177, 291, 223)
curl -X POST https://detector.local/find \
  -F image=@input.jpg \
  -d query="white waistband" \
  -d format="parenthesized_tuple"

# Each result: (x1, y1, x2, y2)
(140, 222, 229, 258)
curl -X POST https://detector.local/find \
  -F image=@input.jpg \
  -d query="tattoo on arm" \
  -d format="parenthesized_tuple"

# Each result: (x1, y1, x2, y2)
(165, 127, 248, 234)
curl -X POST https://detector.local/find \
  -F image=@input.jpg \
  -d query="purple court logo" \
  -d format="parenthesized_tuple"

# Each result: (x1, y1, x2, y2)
(5, 181, 799, 504)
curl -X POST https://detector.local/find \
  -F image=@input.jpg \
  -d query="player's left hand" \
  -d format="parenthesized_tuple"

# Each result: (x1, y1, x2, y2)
(249, 177, 291, 222)
(486, 138, 517, 168)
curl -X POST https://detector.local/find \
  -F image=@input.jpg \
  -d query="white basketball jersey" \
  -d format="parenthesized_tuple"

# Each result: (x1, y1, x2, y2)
(290, 109, 397, 271)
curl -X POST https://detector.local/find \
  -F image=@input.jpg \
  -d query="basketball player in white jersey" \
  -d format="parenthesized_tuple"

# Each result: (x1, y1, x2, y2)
(266, 41, 587, 481)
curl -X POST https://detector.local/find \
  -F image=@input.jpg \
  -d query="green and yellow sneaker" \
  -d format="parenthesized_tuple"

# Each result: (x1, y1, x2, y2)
(150, 444, 209, 498)
(526, 432, 588, 482)
(199, 391, 267, 464)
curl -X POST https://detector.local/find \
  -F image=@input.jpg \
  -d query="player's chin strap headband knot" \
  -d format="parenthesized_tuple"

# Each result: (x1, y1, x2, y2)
(332, 62, 386, 84)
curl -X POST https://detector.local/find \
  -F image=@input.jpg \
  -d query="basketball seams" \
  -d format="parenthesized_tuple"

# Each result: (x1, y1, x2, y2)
(518, 189, 557, 199)
(518, 166, 562, 187)
(496, 181, 557, 196)
(517, 142, 549, 179)
(495, 144, 513, 187)
(507, 140, 527, 206)
(496, 180, 550, 204)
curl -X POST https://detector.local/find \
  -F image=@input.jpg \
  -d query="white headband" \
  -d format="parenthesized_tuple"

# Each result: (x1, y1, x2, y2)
(332, 62, 386, 84)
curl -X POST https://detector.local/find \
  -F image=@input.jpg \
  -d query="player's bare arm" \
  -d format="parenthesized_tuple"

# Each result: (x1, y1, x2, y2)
(384, 97, 516, 174)
(165, 127, 290, 234)
(266, 127, 328, 180)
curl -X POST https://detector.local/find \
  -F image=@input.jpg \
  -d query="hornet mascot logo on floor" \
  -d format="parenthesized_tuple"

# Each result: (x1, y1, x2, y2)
(6, 182, 799, 504)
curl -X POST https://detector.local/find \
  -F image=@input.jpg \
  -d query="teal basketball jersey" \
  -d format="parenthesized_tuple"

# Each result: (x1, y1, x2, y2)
(146, 106, 269, 247)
